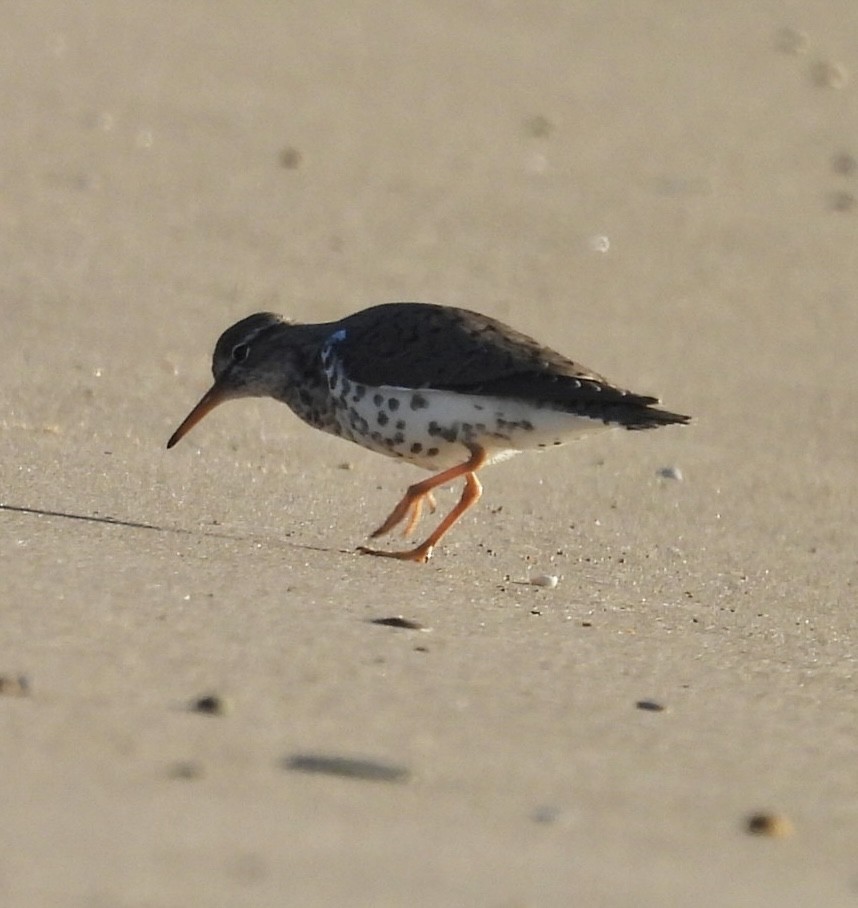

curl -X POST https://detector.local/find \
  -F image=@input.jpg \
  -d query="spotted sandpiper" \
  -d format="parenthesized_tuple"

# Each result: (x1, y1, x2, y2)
(167, 302, 690, 562)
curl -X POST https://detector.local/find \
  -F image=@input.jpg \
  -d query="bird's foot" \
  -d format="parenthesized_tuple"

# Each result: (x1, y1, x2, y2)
(357, 543, 434, 563)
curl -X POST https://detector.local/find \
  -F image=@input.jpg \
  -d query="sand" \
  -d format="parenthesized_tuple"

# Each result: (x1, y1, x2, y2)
(1, 2, 857, 905)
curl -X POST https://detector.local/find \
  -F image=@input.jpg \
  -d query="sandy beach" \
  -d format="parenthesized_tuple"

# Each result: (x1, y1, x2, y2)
(1, 2, 856, 905)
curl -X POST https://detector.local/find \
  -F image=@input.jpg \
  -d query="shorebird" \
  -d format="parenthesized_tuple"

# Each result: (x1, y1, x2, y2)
(167, 302, 690, 562)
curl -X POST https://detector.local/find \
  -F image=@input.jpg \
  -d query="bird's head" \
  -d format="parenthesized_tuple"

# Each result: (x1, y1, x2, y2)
(166, 312, 287, 448)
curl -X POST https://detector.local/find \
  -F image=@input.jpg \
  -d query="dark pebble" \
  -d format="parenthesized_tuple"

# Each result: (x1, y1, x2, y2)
(636, 699, 665, 712)
(746, 812, 794, 837)
(369, 616, 427, 630)
(278, 147, 302, 169)
(531, 804, 562, 824)
(0, 675, 30, 696)
(524, 114, 554, 137)
(168, 761, 205, 780)
(829, 190, 855, 211)
(191, 693, 230, 716)
(283, 753, 410, 783)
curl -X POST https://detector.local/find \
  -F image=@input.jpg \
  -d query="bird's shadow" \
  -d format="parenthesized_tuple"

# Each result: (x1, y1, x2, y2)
(0, 502, 347, 557)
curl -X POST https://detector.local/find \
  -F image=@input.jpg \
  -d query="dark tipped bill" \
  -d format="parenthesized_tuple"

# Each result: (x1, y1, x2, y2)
(166, 383, 231, 448)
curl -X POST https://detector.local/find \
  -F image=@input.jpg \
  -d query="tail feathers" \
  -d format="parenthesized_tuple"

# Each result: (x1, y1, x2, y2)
(554, 388, 691, 430)
(622, 404, 691, 431)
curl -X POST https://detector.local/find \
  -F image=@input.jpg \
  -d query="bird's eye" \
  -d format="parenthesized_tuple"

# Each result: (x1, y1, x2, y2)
(231, 343, 250, 363)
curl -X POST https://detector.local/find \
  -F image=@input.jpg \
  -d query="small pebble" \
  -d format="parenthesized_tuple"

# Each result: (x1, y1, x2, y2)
(0, 675, 30, 697)
(636, 699, 665, 712)
(370, 616, 428, 630)
(746, 812, 794, 838)
(284, 754, 410, 783)
(658, 466, 684, 481)
(168, 761, 205, 780)
(190, 693, 231, 716)
(531, 804, 563, 824)
(278, 146, 303, 169)
(810, 60, 849, 89)
(829, 190, 855, 212)
(529, 574, 559, 589)
(523, 114, 554, 138)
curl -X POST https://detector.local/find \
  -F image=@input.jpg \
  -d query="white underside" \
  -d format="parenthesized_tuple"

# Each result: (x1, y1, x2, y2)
(337, 385, 615, 471)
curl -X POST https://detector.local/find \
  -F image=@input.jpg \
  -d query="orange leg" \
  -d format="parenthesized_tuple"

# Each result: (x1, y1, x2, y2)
(402, 491, 438, 538)
(358, 445, 487, 562)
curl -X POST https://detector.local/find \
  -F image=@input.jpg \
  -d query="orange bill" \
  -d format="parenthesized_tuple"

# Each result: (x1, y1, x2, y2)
(166, 383, 231, 448)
